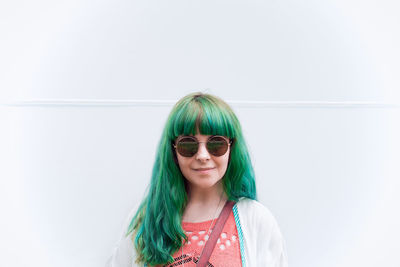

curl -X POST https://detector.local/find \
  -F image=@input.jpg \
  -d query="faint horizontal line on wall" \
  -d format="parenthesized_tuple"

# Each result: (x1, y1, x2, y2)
(1, 99, 399, 108)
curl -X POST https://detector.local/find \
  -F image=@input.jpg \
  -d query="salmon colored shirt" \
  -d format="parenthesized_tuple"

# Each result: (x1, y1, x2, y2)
(159, 210, 242, 267)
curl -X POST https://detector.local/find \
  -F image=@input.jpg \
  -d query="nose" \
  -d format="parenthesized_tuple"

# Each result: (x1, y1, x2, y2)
(195, 142, 210, 161)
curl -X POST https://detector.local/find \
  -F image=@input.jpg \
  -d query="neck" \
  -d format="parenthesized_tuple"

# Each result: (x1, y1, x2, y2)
(187, 180, 226, 205)
(182, 181, 228, 222)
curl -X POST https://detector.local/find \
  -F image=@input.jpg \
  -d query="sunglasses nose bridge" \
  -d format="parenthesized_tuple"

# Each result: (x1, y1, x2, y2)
(195, 141, 211, 159)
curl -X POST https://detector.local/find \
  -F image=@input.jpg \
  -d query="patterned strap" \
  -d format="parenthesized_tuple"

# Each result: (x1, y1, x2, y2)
(196, 200, 236, 267)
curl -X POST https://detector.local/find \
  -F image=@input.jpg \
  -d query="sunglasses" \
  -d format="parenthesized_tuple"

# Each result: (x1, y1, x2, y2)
(173, 135, 232, 157)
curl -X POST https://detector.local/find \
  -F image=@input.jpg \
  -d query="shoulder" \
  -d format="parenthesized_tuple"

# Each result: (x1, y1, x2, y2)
(236, 197, 270, 211)
(236, 197, 277, 226)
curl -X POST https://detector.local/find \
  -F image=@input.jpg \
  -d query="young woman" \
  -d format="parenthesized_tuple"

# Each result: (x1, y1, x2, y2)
(107, 92, 288, 267)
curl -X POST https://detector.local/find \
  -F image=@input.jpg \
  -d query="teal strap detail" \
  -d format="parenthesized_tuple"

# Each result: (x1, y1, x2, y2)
(233, 204, 247, 267)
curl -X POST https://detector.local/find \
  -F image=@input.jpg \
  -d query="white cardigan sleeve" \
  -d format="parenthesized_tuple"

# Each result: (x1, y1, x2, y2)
(237, 198, 288, 267)
(262, 213, 288, 267)
(106, 206, 142, 267)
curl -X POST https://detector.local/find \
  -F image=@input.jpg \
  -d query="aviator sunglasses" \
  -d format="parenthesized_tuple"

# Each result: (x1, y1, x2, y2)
(173, 135, 233, 157)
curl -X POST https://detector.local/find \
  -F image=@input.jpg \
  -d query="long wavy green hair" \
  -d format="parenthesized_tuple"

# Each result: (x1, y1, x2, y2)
(126, 92, 257, 266)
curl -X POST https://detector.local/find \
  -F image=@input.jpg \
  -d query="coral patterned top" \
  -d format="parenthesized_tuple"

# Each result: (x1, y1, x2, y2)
(160, 209, 242, 267)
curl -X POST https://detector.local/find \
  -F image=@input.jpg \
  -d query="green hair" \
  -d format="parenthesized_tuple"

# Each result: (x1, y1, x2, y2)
(126, 92, 257, 266)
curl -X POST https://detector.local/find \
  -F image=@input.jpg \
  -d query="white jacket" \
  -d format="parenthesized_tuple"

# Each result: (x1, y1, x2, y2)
(106, 197, 288, 267)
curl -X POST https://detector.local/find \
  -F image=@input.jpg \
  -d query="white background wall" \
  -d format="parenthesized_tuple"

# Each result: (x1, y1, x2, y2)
(1, 1, 399, 266)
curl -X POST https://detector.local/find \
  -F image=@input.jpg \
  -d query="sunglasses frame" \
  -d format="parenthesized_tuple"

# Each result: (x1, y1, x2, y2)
(173, 135, 233, 157)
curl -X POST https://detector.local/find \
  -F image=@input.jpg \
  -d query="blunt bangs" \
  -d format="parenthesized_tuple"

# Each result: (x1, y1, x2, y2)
(168, 94, 236, 140)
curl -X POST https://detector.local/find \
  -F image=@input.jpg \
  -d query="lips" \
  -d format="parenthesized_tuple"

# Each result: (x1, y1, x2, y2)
(194, 167, 215, 171)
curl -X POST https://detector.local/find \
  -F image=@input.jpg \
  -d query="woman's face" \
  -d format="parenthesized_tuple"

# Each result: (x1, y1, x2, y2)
(174, 133, 231, 192)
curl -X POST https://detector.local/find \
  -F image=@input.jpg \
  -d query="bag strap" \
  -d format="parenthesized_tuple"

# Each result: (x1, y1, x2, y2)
(196, 200, 236, 267)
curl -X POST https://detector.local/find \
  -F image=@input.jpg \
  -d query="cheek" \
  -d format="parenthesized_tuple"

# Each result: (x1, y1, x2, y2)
(217, 155, 230, 172)
(176, 156, 190, 171)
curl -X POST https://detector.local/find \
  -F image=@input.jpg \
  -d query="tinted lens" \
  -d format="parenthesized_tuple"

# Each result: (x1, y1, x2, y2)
(206, 136, 229, 156)
(176, 137, 198, 157)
